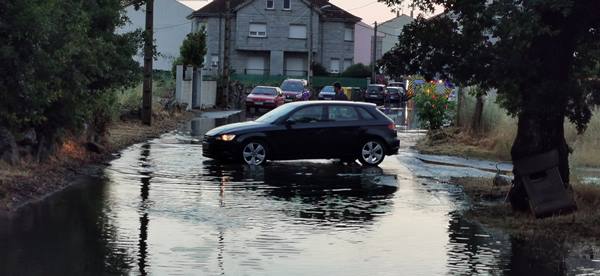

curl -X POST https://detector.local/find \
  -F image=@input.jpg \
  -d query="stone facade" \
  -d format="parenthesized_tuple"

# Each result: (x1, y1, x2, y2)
(190, 0, 359, 76)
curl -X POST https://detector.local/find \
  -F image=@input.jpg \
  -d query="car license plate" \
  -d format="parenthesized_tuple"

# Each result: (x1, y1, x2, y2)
(369, 95, 378, 98)
(255, 102, 263, 105)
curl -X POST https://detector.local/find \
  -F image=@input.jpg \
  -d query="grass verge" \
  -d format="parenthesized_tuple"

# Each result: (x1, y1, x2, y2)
(453, 177, 600, 243)
(418, 90, 600, 168)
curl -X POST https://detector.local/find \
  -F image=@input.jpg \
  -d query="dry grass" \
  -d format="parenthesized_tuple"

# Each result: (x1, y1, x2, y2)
(420, 92, 600, 167)
(108, 112, 194, 151)
(0, 111, 194, 214)
(568, 111, 600, 167)
(454, 177, 600, 242)
(415, 127, 512, 162)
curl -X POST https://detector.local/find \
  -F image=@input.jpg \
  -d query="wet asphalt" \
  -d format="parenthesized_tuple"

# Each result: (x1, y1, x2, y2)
(0, 110, 599, 275)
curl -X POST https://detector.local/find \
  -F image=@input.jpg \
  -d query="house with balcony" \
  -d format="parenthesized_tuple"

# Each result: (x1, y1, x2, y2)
(187, 0, 361, 77)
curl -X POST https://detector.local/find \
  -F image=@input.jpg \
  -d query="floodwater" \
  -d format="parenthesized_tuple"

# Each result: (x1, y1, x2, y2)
(1, 111, 600, 275)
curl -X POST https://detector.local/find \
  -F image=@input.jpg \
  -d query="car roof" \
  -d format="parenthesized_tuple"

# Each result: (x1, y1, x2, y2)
(255, 86, 278, 89)
(368, 84, 386, 87)
(285, 78, 306, 81)
(282, 79, 307, 84)
(286, 101, 377, 108)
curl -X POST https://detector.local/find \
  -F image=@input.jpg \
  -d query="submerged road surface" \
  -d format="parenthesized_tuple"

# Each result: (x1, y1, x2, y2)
(1, 113, 599, 275)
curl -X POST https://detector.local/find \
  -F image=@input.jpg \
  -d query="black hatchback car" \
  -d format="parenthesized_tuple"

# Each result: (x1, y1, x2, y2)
(203, 101, 399, 166)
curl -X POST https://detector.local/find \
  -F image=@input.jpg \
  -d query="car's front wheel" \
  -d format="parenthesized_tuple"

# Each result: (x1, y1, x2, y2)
(358, 139, 385, 166)
(241, 140, 268, 166)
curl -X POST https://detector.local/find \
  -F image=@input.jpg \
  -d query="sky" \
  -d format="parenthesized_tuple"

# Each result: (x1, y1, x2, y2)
(329, 0, 433, 26)
(178, 0, 439, 27)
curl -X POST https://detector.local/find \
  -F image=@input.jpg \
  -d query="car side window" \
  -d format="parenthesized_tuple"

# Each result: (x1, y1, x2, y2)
(357, 107, 376, 120)
(288, 106, 323, 123)
(328, 105, 359, 121)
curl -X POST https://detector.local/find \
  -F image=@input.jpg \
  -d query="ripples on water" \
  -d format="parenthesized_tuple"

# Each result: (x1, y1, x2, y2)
(1, 116, 599, 275)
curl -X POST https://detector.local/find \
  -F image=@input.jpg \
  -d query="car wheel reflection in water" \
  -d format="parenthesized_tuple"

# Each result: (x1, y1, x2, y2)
(202, 160, 398, 224)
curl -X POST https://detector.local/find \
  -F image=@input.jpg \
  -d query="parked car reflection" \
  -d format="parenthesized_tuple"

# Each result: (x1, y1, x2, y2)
(202, 160, 398, 224)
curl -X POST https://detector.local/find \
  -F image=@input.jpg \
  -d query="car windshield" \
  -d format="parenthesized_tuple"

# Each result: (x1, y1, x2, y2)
(388, 88, 399, 94)
(368, 86, 383, 92)
(255, 104, 297, 123)
(280, 81, 304, 92)
(252, 87, 277, 96)
(321, 86, 334, 93)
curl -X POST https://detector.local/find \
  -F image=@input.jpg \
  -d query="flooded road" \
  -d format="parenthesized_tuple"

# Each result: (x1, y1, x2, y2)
(1, 111, 599, 275)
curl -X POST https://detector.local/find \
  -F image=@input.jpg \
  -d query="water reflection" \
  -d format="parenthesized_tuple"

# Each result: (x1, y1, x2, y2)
(446, 211, 510, 275)
(202, 161, 397, 225)
(0, 176, 132, 275)
(2, 113, 600, 275)
(138, 143, 152, 275)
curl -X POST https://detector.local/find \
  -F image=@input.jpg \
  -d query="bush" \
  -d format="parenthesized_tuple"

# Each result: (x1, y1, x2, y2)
(341, 63, 371, 78)
(415, 83, 456, 130)
(0, 0, 142, 144)
(312, 63, 329, 76)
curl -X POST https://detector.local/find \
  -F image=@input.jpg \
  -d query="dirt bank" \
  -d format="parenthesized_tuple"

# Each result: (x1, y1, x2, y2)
(0, 112, 195, 215)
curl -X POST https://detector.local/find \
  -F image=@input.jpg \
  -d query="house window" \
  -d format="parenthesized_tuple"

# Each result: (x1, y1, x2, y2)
(249, 23, 267, 38)
(211, 55, 219, 68)
(330, 58, 340, 74)
(344, 27, 354, 41)
(283, 0, 291, 10)
(289, 25, 307, 39)
(266, 0, 274, 9)
(343, 59, 353, 71)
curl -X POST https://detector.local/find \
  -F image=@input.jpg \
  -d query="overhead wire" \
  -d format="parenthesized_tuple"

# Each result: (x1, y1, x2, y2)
(347, 1, 379, 11)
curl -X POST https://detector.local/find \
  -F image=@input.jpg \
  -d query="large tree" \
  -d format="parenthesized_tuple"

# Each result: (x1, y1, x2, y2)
(379, 0, 600, 209)
(0, 0, 142, 152)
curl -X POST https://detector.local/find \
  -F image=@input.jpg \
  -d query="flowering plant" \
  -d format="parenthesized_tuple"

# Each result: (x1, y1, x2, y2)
(414, 83, 455, 130)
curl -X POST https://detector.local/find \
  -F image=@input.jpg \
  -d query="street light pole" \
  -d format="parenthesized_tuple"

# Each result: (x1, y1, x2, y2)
(308, 0, 313, 87)
(142, 0, 154, 126)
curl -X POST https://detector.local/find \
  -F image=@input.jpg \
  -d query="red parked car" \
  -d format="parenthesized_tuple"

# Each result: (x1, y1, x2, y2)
(245, 86, 285, 112)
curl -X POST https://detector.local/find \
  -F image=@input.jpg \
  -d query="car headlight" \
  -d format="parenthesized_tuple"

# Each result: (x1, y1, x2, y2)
(217, 134, 236, 141)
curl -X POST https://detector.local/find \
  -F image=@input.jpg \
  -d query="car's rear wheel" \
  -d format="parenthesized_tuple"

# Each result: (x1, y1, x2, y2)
(241, 140, 268, 166)
(358, 140, 385, 166)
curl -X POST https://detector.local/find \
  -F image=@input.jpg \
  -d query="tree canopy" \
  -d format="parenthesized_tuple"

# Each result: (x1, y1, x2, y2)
(180, 27, 207, 68)
(379, 0, 600, 132)
(0, 0, 142, 140)
(378, 0, 600, 208)
(341, 63, 372, 78)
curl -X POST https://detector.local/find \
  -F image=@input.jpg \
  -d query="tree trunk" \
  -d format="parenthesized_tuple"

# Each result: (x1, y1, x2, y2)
(471, 94, 484, 134)
(455, 86, 463, 127)
(509, 107, 570, 211)
(507, 4, 583, 211)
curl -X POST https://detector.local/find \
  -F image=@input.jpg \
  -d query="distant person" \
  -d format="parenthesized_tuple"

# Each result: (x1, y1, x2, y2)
(333, 82, 348, 101)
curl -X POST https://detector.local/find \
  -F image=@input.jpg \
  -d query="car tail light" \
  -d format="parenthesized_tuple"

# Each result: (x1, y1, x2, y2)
(388, 123, 396, 130)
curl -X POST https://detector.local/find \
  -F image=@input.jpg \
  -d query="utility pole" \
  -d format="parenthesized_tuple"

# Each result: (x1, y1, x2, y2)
(222, 0, 231, 107)
(307, 0, 314, 87)
(371, 21, 377, 84)
(141, 0, 154, 126)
